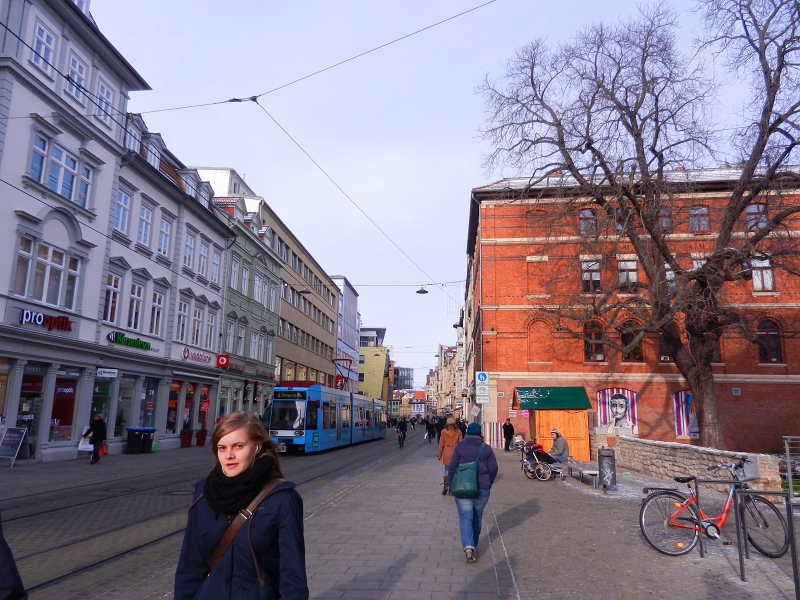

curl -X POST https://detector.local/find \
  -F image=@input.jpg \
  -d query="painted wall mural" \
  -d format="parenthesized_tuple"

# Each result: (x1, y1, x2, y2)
(597, 388, 638, 434)
(673, 389, 699, 437)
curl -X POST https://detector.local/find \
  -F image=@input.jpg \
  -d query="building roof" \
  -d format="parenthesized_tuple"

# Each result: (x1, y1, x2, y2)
(211, 197, 243, 206)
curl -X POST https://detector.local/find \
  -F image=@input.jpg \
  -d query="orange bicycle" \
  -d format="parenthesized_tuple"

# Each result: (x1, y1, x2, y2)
(639, 457, 789, 557)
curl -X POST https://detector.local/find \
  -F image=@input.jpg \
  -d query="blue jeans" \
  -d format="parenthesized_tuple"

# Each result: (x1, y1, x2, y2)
(454, 490, 490, 550)
(553, 455, 568, 463)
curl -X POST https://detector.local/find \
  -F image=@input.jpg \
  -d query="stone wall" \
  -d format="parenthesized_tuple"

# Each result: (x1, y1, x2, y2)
(614, 435, 781, 492)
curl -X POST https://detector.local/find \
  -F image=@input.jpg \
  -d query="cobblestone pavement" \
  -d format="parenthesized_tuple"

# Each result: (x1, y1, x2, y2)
(4, 431, 798, 599)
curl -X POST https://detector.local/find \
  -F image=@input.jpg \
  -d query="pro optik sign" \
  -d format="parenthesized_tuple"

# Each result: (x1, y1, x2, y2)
(19, 309, 73, 332)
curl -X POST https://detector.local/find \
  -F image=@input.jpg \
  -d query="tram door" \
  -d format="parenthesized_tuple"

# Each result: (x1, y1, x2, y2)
(336, 404, 342, 445)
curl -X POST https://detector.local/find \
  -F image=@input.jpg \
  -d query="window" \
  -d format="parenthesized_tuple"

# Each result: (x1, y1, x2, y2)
(13, 237, 33, 296)
(65, 54, 87, 101)
(78, 166, 91, 208)
(115, 191, 130, 234)
(237, 324, 245, 355)
(579, 208, 598, 236)
(137, 205, 153, 247)
(102, 273, 121, 323)
(689, 206, 709, 232)
(32, 243, 70, 306)
(665, 263, 675, 293)
(291, 252, 297, 270)
(254, 275, 263, 306)
(149, 291, 164, 337)
(31, 22, 55, 74)
(658, 333, 673, 362)
(752, 259, 775, 291)
(96, 80, 114, 125)
(618, 260, 638, 292)
(191, 306, 202, 346)
(581, 261, 601, 293)
(48, 145, 79, 202)
(183, 233, 195, 269)
(250, 331, 259, 359)
(620, 322, 643, 362)
(30, 135, 47, 183)
(157, 218, 171, 257)
(125, 124, 140, 152)
(358, 373, 365, 382)
(280, 282, 286, 299)
(176, 300, 189, 342)
(241, 264, 249, 294)
(266, 337, 273, 363)
(269, 285, 276, 311)
(230, 258, 239, 290)
(226, 319, 235, 352)
(146, 142, 160, 168)
(127, 283, 144, 330)
(746, 203, 767, 230)
(205, 312, 216, 350)
(211, 250, 221, 284)
(757, 320, 782, 363)
(584, 322, 604, 362)
(658, 207, 672, 230)
(198, 242, 208, 277)
(15, 239, 77, 308)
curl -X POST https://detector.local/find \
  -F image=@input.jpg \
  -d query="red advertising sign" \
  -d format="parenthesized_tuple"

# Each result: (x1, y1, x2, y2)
(216, 354, 229, 369)
(335, 375, 345, 390)
(200, 401, 210, 412)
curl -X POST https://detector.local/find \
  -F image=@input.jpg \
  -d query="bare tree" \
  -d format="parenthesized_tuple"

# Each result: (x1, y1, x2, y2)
(480, 1, 800, 449)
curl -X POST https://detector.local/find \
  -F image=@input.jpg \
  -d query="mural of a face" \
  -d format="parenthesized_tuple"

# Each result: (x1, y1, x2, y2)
(609, 394, 629, 421)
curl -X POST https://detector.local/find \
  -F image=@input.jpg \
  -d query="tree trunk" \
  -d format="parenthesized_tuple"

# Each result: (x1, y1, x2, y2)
(691, 361, 726, 450)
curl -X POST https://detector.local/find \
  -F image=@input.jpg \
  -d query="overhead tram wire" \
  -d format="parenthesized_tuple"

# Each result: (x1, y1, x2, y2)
(247, 98, 460, 305)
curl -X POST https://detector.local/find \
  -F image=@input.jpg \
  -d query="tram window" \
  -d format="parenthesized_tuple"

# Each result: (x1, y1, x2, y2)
(365, 410, 372, 425)
(341, 405, 350, 428)
(322, 403, 330, 429)
(306, 401, 318, 430)
(270, 401, 305, 430)
(330, 406, 337, 429)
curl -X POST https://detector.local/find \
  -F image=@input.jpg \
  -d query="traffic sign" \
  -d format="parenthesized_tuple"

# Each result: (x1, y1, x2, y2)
(476, 384, 489, 396)
(475, 396, 490, 404)
(476, 371, 488, 383)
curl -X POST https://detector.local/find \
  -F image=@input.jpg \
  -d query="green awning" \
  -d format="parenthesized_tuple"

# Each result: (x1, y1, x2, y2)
(516, 387, 591, 410)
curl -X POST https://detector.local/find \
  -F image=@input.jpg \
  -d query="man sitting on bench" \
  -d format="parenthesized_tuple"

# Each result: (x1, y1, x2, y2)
(549, 428, 570, 463)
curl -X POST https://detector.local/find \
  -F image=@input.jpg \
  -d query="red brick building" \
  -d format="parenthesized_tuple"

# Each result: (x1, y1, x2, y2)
(464, 168, 800, 454)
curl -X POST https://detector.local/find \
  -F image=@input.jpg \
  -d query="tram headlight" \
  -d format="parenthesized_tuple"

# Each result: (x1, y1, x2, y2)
(294, 430, 305, 437)
(269, 430, 279, 436)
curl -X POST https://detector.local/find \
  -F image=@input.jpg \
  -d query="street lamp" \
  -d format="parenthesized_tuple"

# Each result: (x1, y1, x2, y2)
(416, 286, 428, 294)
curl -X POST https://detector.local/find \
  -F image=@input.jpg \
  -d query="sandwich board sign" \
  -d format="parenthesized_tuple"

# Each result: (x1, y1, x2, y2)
(0, 428, 27, 467)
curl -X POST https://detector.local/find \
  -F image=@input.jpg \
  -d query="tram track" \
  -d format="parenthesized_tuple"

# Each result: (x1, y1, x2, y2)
(17, 432, 428, 594)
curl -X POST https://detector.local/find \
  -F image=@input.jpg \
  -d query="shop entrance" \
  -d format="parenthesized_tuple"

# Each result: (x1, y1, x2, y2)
(50, 376, 79, 441)
(17, 363, 47, 458)
(167, 380, 181, 433)
(114, 376, 137, 436)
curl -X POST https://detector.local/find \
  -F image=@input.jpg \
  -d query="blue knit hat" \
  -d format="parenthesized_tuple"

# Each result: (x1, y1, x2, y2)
(466, 422, 482, 436)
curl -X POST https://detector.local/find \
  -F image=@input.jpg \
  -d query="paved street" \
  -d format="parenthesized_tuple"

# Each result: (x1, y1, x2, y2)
(2, 429, 798, 599)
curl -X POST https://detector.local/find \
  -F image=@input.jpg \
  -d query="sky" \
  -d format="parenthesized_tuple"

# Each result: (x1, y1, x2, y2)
(91, 0, 708, 386)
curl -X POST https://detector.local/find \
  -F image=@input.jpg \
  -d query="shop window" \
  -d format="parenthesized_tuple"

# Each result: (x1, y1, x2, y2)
(184, 383, 195, 430)
(584, 321, 605, 362)
(91, 377, 112, 424)
(757, 320, 782, 363)
(18, 366, 46, 458)
(198, 384, 210, 430)
(166, 380, 181, 434)
(115, 376, 136, 435)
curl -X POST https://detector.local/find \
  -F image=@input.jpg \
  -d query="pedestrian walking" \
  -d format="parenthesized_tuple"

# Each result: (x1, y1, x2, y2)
(82, 412, 107, 464)
(0, 510, 27, 600)
(502, 419, 514, 452)
(174, 411, 309, 600)
(436, 418, 462, 495)
(426, 419, 436, 444)
(435, 417, 445, 442)
(448, 422, 498, 563)
(455, 418, 467, 437)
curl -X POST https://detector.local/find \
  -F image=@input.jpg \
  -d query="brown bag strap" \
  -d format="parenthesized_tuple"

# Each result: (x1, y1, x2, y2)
(208, 478, 286, 572)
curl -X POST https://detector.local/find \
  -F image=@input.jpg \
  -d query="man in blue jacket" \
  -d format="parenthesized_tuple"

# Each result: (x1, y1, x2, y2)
(0, 510, 27, 600)
(448, 422, 498, 563)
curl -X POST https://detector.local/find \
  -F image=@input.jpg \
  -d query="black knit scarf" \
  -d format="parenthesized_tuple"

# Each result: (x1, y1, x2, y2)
(204, 455, 278, 515)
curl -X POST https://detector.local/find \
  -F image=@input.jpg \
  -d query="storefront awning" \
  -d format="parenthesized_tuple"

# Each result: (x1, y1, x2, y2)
(515, 387, 591, 410)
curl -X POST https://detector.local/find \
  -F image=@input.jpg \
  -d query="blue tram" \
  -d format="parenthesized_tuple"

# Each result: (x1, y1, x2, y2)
(264, 382, 387, 453)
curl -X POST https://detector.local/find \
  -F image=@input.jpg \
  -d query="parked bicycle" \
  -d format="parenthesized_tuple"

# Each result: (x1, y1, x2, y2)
(639, 457, 789, 558)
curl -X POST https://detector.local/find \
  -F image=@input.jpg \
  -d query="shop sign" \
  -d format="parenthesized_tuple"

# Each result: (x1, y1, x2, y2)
(200, 400, 209, 412)
(181, 347, 214, 364)
(508, 410, 518, 418)
(17, 414, 34, 422)
(228, 361, 247, 373)
(19, 309, 73, 332)
(216, 354, 229, 369)
(255, 369, 275, 379)
(107, 331, 155, 352)
(521, 410, 530, 418)
(96, 368, 119, 378)
(50, 418, 60, 425)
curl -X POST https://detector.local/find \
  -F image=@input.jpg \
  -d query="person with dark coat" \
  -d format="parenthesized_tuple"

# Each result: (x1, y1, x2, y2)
(425, 419, 437, 444)
(502, 419, 515, 452)
(456, 418, 467, 437)
(0, 510, 27, 600)
(82, 412, 107, 464)
(435, 417, 446, 442)
(448, 422, 499, 564)
(174, 411, 308, 600)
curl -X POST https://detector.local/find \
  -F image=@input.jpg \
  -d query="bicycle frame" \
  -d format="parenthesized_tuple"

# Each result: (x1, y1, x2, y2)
(670, 482, 738, 535)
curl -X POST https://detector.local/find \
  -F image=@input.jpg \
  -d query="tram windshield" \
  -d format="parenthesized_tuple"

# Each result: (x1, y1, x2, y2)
(271, 400, 305, 429)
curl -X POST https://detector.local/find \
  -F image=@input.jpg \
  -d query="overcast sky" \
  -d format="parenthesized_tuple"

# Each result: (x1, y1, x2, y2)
(92, 0, 709, 385)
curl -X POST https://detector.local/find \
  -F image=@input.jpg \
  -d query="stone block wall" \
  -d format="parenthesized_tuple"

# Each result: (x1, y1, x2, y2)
(615, 435, 781, 492)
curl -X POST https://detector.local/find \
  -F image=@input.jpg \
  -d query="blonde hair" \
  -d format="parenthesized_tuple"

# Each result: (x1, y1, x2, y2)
(211, 412, 282, 475)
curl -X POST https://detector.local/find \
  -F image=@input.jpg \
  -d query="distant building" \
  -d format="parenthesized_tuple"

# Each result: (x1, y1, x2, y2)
(394, 366, 414, 390)
(359, 327, 389, 402)
(330, 276, 360, 392)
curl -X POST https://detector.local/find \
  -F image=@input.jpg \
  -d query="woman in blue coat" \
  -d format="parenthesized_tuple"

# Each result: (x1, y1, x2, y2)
(175, 412, 308, 600)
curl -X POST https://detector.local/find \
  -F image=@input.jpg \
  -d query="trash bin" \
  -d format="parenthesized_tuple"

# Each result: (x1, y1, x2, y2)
(597, 447, 616, 488)
(140, 428, 156, 453)
(126, 428, 145, 454)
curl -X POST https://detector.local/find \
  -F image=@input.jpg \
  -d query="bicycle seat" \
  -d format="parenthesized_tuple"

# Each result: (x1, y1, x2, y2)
(674, 476, 695, 484)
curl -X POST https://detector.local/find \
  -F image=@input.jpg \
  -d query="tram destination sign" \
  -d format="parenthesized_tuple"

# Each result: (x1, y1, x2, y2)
(0, 427, 27, 467)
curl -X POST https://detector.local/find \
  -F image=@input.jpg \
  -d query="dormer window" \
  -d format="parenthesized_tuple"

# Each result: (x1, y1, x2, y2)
(198, 189, 209, 208)
(72, 0, 91, 14)
(146, 141, 160, 169)
(125, 124, 141, 152)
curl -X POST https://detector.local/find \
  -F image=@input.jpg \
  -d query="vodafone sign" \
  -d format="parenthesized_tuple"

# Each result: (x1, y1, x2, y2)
(216, 354, 230, 369)
(181, 347, 214, 364)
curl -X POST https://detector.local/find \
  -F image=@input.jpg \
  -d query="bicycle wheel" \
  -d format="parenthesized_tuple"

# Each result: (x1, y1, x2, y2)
(639, 491, 699, 556)
(523, 462, 537, 480)
(534, 463, 553, 481)
(742, 495, 789, 558)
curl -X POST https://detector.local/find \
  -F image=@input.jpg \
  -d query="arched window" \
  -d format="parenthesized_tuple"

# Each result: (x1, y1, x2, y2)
(584, 321, 605, 362)
(689, 206, 710, 232)
(579, 208, 598, 236)
(757, 320, 782, 363)
(620, 322, 643, 362)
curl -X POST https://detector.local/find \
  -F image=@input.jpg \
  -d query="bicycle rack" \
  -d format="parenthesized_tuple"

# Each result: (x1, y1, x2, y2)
(784, 436, 800, 505)
(733, 489, 799, 599)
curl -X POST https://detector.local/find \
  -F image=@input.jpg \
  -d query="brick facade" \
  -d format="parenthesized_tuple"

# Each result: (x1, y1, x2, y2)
(464, 169, 800, 454)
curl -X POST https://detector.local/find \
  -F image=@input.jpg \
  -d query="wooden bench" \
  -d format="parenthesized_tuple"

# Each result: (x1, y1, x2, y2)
(567, 463, 600, 489)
